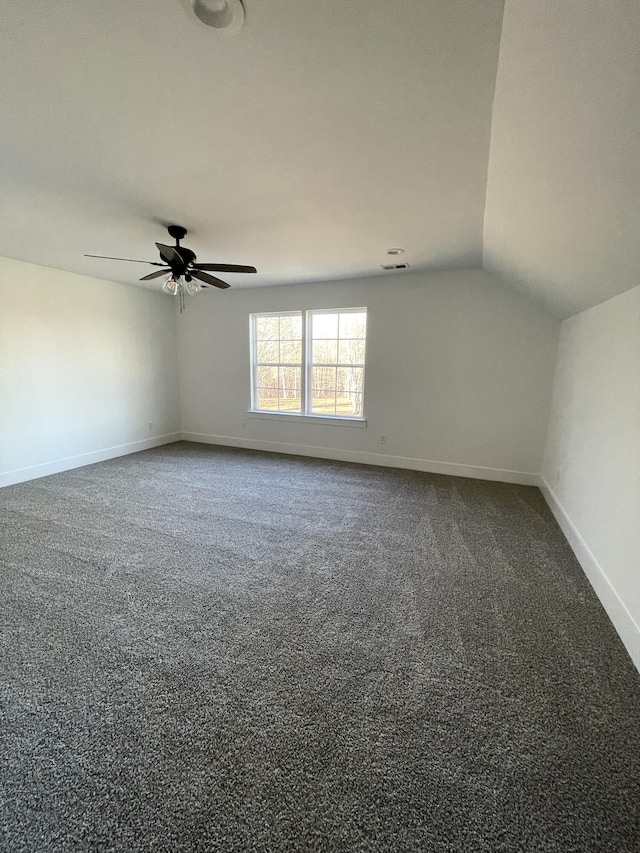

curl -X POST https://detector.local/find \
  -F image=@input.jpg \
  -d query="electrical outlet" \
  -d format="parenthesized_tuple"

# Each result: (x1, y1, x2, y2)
(148, 421, 153, 431)
(241, 421, 246, 430)
(379, 434, 387, 445)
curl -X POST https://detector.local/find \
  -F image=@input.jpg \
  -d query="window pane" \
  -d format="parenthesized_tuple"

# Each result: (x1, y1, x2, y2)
(338, 339, 365, 365)
(279, 315, 302, 340)
(337, 366, 364, 394)
(312, 366, 337, 393)
(337, 392, 363, 417)
(278, 367, 301, 412)
(257, 340, 279, 363)
(311, 366, 336, 415)
(278, 367, 301, 394)
(312, 312, 338, 338)
(312, 339, 337, 364)
(257, 366, 278, 387)
(257, 388, 279, 410)
(311, 391, 337, 416)
(277, 389, 301, 413)
(255, 316, 280, 340)
(280, 341, 302, 363)
(339, 312, 366, 339)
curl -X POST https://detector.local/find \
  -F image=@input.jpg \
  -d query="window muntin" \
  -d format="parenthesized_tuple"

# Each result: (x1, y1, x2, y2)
(251, 308, 366, 419)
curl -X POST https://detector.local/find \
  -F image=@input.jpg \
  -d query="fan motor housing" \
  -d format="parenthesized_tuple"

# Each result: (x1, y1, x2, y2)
(175, 247, 196, 267)
(168, 225, 188, 242)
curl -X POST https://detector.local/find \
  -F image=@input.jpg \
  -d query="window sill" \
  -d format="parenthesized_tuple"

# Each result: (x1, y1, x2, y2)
(247, 411, 367, 428)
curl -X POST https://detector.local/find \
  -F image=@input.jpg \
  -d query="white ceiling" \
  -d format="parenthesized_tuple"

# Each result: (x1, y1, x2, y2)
(2, 1, 638, 318)
(484, 0, 640, 319)
(0, 0, 503, 289)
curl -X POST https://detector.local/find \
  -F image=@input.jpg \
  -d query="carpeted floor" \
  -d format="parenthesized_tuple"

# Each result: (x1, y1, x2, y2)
(1, 441, 639, 852)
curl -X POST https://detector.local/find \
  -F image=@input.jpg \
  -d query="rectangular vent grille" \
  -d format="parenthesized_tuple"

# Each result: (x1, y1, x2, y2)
(381, 263, 410, 270)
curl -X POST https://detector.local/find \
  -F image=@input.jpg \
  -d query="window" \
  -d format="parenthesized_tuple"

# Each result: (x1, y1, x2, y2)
(252, 312, 303, 414)
(251, 308, 367, 419)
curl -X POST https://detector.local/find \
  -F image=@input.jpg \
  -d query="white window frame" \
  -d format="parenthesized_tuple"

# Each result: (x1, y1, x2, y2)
(250, 307, 367, 422)
(249, 310, 304, 415)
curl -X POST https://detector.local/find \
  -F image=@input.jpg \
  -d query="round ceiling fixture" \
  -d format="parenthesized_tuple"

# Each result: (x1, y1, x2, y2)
(189, 0, 245, 34)
(386, 248, 405, 255)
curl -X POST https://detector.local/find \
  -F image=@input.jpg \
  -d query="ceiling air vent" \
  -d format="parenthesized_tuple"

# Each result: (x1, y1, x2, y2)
(381, 263, 410, 271)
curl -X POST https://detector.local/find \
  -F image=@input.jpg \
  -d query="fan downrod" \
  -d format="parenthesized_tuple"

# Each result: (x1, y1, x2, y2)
(167, 225, 187, 244)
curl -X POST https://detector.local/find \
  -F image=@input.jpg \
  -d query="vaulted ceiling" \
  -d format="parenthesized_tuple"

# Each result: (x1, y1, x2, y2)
(483, 0, 640, 318)
(1, 1, 638, 318)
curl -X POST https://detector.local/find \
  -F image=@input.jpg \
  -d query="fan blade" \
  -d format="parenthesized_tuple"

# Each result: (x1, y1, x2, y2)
(155, 243, 182, 265)
(191, 270, 230, 289)
(85, 254, 166, 266)
(193, 263, 257, 274)
(140, 269, 170, 281)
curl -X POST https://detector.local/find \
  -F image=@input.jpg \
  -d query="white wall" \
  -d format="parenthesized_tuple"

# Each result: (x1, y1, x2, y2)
(542, 284, 640, 669)
(0, 257, 181, 486)
(177, 268, 558, 483)
(483, 0, 640, 318)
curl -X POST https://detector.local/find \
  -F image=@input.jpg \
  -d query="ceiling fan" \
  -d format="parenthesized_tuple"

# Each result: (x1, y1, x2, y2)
(86, 225, 257, 308)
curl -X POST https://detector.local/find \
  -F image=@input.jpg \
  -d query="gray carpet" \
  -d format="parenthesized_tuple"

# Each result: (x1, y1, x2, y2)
(1, 441, 639, 852)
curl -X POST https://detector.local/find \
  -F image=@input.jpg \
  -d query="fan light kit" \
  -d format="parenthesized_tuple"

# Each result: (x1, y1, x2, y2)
(86, 225, 257, 312)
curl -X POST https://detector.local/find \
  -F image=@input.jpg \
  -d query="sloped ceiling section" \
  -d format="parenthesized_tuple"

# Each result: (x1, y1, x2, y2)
(483, 0, 640, 319)
(0, 0, 504, 289)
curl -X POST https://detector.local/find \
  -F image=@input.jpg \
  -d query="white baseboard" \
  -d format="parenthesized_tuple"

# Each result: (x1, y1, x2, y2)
(181, 431, 540, 486)
(540, 477, 640, 673)
(0, 433, 182, 488)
